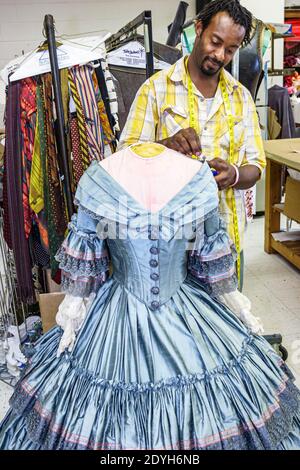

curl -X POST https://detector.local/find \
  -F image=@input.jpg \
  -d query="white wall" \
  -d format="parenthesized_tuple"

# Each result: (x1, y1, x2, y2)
(0, 0, 196, 124)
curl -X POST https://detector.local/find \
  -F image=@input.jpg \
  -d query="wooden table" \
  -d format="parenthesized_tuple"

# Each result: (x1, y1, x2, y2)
(264, 139, 300, 270)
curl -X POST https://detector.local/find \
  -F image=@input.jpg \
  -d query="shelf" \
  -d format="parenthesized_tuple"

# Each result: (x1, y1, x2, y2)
(268, 68, 295, 76)
(270, 238, 300, 269)
(273, 203, 284, 213)
(274, 33, 295, 39)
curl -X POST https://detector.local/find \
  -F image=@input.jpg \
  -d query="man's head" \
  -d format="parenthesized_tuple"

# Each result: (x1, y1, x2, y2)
(191, 0, 253, 76)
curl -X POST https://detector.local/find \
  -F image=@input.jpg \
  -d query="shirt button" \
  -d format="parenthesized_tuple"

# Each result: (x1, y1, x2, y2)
(151, 287, 160, 295)
(150, 301, 159, 311)
(150, 246, 159, 255)
(149, 259, 158, 268)
(150, 273, 159, 281)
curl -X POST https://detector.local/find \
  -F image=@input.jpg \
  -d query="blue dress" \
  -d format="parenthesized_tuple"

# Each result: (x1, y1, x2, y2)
(1, 161, 300, 450)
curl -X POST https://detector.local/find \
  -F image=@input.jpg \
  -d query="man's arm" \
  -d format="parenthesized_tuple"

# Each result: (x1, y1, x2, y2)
(208, 89, 266, 191)
(117, 80, 158, 150)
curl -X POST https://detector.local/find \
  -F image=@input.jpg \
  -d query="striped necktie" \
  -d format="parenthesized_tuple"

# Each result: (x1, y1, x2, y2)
(69, 64, 104, 162)
(68, 70, 90, 170)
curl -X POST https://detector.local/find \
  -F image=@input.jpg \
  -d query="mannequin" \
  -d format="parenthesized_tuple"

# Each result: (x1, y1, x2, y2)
(100, 142, 263, 334)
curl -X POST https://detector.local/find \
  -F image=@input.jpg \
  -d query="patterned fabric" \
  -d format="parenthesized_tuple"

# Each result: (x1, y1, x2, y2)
(92, 70, 115, 147)
(20, 77, 37, 238)
(68, 70, 90, 171)
(42, 73, 67, 239)
(37, 78, 63, 278)
(69, 115, 84, 186)
(118, 56, 266, 250)
(69, 65, 104, 162)
(4, 80, 35, 302)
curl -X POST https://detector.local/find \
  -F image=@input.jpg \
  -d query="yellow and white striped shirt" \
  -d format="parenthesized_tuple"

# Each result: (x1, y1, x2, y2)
(118, 56, 266, 249)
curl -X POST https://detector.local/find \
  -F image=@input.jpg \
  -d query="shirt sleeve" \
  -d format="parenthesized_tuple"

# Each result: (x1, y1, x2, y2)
(240, 88, 266, 177)
(118, 78, 158, 150)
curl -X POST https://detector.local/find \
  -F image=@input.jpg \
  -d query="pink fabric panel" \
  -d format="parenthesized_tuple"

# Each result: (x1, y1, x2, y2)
(100, 147, 202, 212)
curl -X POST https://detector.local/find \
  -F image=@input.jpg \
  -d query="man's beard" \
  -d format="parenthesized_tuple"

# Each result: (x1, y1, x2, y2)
(200, 56, 224, 76)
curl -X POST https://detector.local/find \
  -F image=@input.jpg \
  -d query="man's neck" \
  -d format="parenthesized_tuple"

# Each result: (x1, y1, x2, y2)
(187, 55, 221, 98)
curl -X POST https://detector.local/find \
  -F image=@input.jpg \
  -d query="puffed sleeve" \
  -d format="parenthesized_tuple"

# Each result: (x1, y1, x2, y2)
(54, 207, 110, 355)
(188, 211, 238, 296)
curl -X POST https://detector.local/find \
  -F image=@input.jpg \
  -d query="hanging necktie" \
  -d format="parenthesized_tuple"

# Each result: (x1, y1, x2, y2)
(4, 80, 35, 302)
(20, 77, 37, 238)
(92, 70, 116, 148)
(69, 64, 104, 162)
(68, 70, 90, 171)
(69, 114, 84, 186)
(42, 73, 67, 238)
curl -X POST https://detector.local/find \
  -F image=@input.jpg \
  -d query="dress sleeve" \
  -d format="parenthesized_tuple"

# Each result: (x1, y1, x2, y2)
(55, 207, 110, 297)
(188, 211, 238, 296)
(54, 207, 110, 356)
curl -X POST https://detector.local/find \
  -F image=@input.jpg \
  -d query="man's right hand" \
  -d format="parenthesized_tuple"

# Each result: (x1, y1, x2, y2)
(158, 127, 201, 157)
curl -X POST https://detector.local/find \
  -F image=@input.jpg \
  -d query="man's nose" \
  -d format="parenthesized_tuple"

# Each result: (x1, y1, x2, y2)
(214, 47, 225, 63)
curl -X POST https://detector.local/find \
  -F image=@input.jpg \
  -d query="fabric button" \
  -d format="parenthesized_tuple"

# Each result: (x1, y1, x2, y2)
(150, 273, 159, 281)
(151, 287, 160, 295)
(150, 246, 159, 255)
(150, 301, 159, 311)
(150, 259, 158, 268)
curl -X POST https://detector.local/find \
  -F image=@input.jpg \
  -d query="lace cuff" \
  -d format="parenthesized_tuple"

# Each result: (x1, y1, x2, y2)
(188, 217, 238, 296)
(217, 290, 264, 335)
(55, 293, 96, 356)
(55, 214, 110, 297)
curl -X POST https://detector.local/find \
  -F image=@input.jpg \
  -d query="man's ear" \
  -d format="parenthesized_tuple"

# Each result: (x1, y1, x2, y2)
(195, 20, 203, 38)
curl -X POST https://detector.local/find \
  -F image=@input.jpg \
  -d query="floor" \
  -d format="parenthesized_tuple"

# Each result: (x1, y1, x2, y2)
(0, 215, 300, 422)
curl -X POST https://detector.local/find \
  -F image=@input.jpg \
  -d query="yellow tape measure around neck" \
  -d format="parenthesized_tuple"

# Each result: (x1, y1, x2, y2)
(187, 69, 241, 284)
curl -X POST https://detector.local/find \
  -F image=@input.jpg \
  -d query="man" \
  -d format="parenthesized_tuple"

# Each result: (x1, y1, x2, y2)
(118, 0, 266, 289)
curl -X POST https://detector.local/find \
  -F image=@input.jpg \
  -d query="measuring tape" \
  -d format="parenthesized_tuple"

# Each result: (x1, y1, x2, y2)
(187, 67, 241, 284)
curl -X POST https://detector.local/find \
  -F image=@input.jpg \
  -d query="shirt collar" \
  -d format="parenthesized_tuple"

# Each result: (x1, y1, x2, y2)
(168, 55, 238, 96)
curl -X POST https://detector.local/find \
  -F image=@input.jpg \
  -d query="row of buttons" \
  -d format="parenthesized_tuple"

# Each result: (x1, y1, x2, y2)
(149, 242, 160, 311)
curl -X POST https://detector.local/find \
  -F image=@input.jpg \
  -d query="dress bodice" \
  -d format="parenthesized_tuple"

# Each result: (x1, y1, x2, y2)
(71, 158, 226, 310)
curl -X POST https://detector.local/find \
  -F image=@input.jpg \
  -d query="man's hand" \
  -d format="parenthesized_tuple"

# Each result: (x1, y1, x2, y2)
(158, 127, 201, 157)
(207, 158, 236, 190)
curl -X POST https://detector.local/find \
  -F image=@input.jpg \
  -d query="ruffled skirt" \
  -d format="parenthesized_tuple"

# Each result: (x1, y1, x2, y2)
(1, 275, 300, 450)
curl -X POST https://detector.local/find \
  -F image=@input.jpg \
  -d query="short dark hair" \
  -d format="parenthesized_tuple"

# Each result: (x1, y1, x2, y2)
(196, 0, 253, 47)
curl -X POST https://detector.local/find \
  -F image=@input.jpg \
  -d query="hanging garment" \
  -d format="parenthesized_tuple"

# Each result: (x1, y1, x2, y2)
(69, 114, 84, 186)
(69, 65, 104, 161)
(3, 80, 35, 303)
(94, 59, 115, 131)
(1, 147, 299, 450)
(20, 77, 37, 238)
(268, 85, 297, 139)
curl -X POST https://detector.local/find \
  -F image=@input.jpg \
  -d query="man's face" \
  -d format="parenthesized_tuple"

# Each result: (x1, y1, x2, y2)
(193, 12, 246, 76)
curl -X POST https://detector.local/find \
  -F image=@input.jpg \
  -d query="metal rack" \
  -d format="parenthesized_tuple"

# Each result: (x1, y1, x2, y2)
(105, 11, 154, 79)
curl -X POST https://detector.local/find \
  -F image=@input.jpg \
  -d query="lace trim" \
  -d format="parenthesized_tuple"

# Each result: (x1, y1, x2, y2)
(56, 247, 110, 277)
(9, 357, 300, 450)
(60, 273, 108, 297)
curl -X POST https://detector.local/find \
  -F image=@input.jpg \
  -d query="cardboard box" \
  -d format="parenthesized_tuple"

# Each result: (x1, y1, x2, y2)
(283, 176, 300, 224)
(39, 292, 65, 333)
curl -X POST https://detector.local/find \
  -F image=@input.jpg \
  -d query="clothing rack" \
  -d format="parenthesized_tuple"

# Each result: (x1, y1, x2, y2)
(43, 14, 74, 219)
(105, 11, 154, 79)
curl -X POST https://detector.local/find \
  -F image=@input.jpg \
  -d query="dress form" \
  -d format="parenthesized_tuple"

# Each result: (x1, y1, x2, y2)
(100, 143, 202, 213)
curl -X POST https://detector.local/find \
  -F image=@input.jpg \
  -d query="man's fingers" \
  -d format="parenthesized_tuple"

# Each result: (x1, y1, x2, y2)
(184, 128, 201, 156)
(174, 134, 193, 156)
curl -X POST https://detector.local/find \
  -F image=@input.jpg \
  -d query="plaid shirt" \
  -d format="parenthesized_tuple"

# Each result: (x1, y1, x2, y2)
(118, 57, 266, 249)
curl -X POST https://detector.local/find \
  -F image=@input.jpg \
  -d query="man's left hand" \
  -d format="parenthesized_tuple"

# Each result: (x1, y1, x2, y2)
(207, 158, 236, 190)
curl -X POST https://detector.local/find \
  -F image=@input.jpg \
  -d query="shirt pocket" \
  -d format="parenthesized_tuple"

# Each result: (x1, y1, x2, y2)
(217, 112, 245, 155)
(158, 103, 190, 139)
